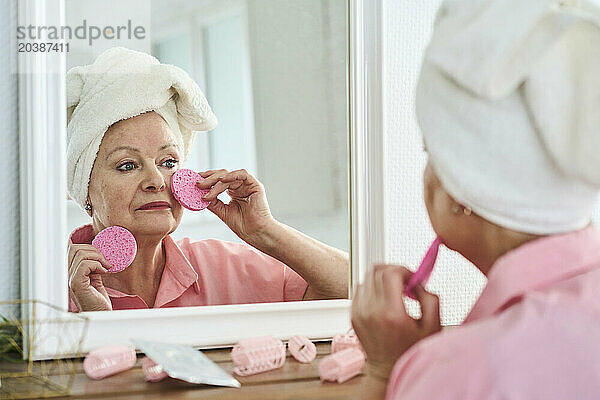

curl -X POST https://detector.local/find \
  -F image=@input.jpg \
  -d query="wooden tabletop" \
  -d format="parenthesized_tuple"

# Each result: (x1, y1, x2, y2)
(2, 342, 364, 399)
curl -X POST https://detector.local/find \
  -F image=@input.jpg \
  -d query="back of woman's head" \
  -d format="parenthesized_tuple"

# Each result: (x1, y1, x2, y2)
(417, 0, 600, 235)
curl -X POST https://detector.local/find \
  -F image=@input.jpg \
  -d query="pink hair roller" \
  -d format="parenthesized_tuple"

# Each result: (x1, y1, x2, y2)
(288, 336, 317, 363)
(171, 168, 211, 211)
(331, 329, 365, 356)
(141, 356, 169, 382)
(231, 336, 286, 376)
(319, 347, 365, 383)
(405, 237, 442, 300)
(83, 345, 136, 380)
(91, 226, 137, 273)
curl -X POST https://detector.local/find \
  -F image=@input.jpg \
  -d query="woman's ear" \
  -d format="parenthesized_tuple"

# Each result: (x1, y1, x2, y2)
(85, 198, 93, 216)
(452, 203, 472, 216)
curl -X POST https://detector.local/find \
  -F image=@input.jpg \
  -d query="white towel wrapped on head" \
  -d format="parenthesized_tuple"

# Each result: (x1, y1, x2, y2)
(417, 0, 600, 234)
(66, 46, 217, 212)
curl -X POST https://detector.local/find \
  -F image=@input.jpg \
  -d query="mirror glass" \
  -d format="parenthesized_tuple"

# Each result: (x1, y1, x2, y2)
(65, 0, 349, 311)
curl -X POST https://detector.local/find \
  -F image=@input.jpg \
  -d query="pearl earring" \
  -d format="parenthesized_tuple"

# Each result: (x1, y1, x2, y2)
(452, 204, 472, 216)
(85, 202, 92, 212)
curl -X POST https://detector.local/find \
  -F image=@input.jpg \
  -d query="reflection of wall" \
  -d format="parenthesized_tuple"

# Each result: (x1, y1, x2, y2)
(65, 0, 151, 70)
(203, 13, 257, 174)
(246, 0, 348, 219)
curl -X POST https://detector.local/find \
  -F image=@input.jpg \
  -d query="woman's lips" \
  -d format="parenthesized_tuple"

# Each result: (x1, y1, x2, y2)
(137, 201, 171, 211)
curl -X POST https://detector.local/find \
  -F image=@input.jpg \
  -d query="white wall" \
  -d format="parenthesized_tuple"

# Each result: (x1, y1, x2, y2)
(65, 0, 151, 70)
(0, 0, 20, 311)
(246, 0, 348, 220)
(383, 0, 486, 325)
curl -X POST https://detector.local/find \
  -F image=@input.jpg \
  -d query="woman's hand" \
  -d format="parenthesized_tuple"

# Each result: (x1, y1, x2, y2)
(196, 169, 275, 245)
(67, 244, 113, 312)
(351, 264, 441, 382)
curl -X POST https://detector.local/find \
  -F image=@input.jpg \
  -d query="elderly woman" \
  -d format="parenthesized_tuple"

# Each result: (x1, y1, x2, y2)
(352, 0, 600, 398)
(67, 47, 348, 312)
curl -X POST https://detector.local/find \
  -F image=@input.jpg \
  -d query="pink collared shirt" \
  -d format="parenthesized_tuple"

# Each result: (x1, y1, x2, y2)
(68, 224, 308, 311)
(386, 226, 600, 399)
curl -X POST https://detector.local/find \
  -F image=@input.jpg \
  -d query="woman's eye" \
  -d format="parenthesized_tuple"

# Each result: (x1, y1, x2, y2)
(117, 161, 136, 171)
(163, 159, 178, 168)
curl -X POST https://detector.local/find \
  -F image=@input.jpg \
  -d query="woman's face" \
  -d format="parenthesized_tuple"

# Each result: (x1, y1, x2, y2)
(423, 159, 478, 254)
(87, 111, 184, 238)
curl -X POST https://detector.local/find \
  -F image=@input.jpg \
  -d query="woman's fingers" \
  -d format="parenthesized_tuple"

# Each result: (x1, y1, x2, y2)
(67, 244, 113, 312)
(197, 169, 252, 188)
(218, 169, 250, 183)
(69, 260, 108, 290)
(226, 181, 245, 191)
(69, 248, 111, 275)
(202, 170, 258, 201)
(350, 283, 365, 329)
(196, 169, 261, 200)
(198, 169, 223, 178)
(202, 180, 232, 201)
(89, 272, 109, 295)
(354, 264, 402, 327)
(69, 286, 82, 312)
(196, 169, 229, 188)
(380, 267, 408, 310)
(413, 284, 441, 333)
(206, 197, 228, 221)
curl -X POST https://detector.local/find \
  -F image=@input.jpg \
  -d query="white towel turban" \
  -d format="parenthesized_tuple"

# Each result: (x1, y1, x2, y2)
(417, 0, 600, 234)
(66, 46, 217, 212)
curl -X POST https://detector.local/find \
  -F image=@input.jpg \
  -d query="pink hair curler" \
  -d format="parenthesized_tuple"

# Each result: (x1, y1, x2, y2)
(83, 345, 136, 380)
(171, 168, 211, 211)
(231, 336, 286, 376)
(404, 236, 442, 300)
(91, 226, 137, 273)
(141, 356, 169, 382)
(331, 329, 365, 356)
(319, 347, 365, 383)
(288, 336, 317, 363)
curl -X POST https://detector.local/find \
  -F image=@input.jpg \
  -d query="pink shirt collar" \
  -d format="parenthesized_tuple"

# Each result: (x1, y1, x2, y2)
(69, 224, 201, 308)
(465, 226, 600, 323)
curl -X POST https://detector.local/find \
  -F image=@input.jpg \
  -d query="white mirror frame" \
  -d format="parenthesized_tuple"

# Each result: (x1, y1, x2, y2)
(19, 0, 384, 359)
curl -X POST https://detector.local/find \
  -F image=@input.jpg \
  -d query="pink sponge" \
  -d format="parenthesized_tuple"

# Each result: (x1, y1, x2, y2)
(92, 226, 137, 273)
(171, 168, 211, 211)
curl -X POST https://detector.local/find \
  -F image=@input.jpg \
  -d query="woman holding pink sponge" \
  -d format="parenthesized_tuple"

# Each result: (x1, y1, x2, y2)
(66, 47, 348, 312)
(350, 0, 600, 399)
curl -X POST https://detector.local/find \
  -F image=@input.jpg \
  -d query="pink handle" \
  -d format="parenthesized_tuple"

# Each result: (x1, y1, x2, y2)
(404, 237, 442, 300)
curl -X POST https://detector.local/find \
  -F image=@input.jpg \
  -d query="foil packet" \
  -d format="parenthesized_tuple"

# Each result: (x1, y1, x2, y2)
(134, 339, 241, 388)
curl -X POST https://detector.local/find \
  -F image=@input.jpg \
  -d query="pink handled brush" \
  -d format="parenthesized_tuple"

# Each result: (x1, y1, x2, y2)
(404, 237, 442, 300)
